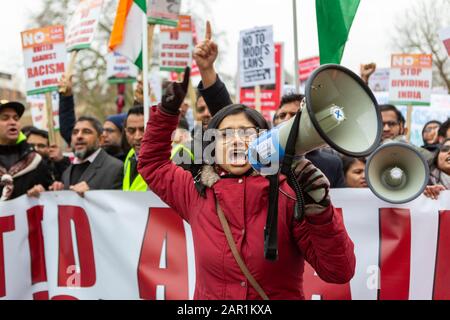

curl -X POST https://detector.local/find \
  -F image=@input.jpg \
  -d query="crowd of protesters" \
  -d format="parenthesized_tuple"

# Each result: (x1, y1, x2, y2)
(0, 31, 449, 203)
(1, 22, 449, 300)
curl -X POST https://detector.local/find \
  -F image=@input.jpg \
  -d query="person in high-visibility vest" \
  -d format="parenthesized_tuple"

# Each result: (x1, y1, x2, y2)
(123, 106, 147, 191)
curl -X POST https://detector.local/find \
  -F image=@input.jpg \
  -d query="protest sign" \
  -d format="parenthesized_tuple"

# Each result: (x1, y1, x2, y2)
(1, 190, 450, 300)
(159, 16, 193, 73)
(368, 68, 390, 92)
(106, 52, 139, 84)
(27, 92, 60, 131)
(439, 27, 450, 56)
(148, 0, 181, 27)
(298, 56, 320, 82)
(239, 43, 284, 121)
(66, 0, 103, 52)
(21, 25, 67, 96)
(389, 54, 433, 106)
(239, 26, 275, 87)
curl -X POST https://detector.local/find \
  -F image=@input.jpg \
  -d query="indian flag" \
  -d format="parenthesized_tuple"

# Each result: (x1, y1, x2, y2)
(109, 0, 147, 69)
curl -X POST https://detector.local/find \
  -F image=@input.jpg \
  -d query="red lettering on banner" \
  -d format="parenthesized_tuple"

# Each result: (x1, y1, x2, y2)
(27, 206, 47, 284)
(138, 208, 189, 300)
(0, 216, 15, 297)
(378, 208, 411, 300)
(58, 206, 96, 287)
(433, 210, 450, 300)
(33, 291, 49, 300)
(303, 209, 352, 300)
(27, 63, 65, 79)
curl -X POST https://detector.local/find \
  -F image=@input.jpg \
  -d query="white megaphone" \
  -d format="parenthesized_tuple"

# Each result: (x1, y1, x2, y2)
(248, 64, 382, 175)
(365, 142, 430, 204)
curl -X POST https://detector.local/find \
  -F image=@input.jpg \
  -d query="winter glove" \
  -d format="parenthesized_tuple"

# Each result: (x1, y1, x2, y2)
(294, 157, 331, 216)
(160, 67, 190, 115)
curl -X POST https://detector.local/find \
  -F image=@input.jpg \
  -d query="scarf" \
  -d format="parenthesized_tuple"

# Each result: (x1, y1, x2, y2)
(0, 152, 42, 201)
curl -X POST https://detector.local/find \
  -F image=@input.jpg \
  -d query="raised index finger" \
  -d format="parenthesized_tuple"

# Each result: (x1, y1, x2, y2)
(205, 21, 212, 41)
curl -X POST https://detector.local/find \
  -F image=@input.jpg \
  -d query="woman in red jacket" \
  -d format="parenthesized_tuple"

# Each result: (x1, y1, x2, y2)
(138, 70, 356, 300)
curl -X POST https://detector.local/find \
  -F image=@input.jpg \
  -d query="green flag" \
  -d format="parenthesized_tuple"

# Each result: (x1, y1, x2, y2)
(316, 0, 361, 64)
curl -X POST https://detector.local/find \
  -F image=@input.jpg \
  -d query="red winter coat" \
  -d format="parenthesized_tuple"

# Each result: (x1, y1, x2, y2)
(138, 106, 356, 300)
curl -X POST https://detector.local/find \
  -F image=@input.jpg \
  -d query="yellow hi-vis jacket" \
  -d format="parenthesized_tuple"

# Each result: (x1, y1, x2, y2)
(123, 149, 148, 192)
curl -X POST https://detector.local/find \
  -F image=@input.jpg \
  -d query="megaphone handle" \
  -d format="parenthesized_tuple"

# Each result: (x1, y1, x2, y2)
(264, 174, 280, 261)
(287, 167, 306, 222)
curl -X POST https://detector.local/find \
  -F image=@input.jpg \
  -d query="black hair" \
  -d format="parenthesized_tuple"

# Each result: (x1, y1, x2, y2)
(438, 118, 450, 139)
(380, 104, 405, 126)
(125, 105, 144, 126)
(279, 93, 305, 109)
(21, 126, 37, 137)
(207, 104, 270, 131)
(26, 127, 49, 141)
(76, 116, 103, 136)
(341, 156, 366, 176)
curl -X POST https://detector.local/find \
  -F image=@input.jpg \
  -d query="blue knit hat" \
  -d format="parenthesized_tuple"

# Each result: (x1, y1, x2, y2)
(106, 113, 127, 132)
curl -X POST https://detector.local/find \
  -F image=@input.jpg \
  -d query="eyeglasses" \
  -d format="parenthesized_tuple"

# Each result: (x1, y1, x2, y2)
(276, 112, 297, 121)
(126, 127, 145, 135)
(424, 125, 439, 133)
(217, 127, 258, 144)
(383, 121, 400, 128)
(440, 145, 450, 153)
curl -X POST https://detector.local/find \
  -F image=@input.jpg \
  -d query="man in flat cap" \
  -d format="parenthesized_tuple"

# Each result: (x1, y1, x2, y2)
(0, 100, 52, 200)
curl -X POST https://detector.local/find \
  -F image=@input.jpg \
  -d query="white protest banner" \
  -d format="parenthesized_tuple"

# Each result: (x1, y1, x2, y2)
(159, 16, 193, 73)
(27, 92, 60, 131)
(368, 68, 390, 93)
(21, 26, 67, 96)
(389, 54, 433, 106)
(239, 26, 275, 87)
(148, 0, 181, 27)
(1, 190, 450, 300)
(439, 27, 450, 56)
(66, 0, 103, 52)
(106, 52, 139, 84)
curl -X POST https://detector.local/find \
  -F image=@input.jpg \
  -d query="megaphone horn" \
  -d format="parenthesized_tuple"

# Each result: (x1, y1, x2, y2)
(248, 64, 382, 175)
(365, 142, 430, 204)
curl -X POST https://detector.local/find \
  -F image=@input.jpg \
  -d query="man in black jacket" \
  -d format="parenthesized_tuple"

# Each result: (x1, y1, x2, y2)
(49, 116, 123, 197)
(0, 101, 52, 201)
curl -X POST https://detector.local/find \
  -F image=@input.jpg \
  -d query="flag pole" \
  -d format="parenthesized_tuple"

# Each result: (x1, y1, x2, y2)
(292, 0, 300, 93)
(142, 13, 150, 127)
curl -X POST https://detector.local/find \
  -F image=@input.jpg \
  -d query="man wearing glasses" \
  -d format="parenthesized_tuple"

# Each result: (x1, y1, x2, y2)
(380, 104, 433, 160)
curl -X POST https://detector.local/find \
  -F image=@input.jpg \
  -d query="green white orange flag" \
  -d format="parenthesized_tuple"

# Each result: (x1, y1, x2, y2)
(109, 0, 147, 69)
(316, 0, 360, 65)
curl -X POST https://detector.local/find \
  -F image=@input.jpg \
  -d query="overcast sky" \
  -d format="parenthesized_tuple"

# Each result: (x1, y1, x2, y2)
(0, 0, 433, 89)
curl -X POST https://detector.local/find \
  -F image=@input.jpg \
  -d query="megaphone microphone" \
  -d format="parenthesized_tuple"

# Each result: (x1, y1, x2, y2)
(248, 64, 382, 175)
(366, 142, 430, 204)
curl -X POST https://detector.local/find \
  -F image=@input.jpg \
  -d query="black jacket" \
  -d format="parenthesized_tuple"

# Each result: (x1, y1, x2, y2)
(0, 142, 53, 200)
(59, 95, 76, 146)
(61, 149, 123, 190)
(197, 75, 233, 117)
